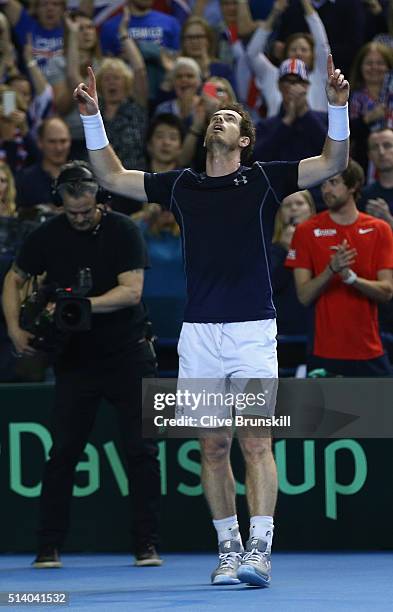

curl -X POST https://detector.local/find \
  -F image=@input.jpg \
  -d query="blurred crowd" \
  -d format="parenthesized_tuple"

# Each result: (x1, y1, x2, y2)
(1, 0, 393, 379)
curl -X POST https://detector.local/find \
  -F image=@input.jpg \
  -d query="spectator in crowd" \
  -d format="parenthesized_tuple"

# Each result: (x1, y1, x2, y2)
(0, 12, 19, 84)
(100, 0, 180, 55)
(253, 58, 327, 162)
(155, 57, 202, 126)
(0, 160, 16, 217)
(47, 11, 102, 158)
(8, 35, 53, 140)
(212, 0, 261, 113)
(287, 159, 393, 376)
(349, 42, 393, 173)
(0, 85, 39, 174)
(271, 190, 315, 334)
(180, 16, 237, 92)
(247, 0, 330, 115)
(96, 57, 148, 171)
(136, 206, 185, 314)
(99, 0, 180, 101)
(360, 126, 393, 353)
(216, 0, 257, 67)
(276, 0, 366, 78)
(2, 0, 65, 78)
(146, 112, 184, 171)
(360, 127, 393, 228)
(133, 111, 185, 337)
(16, 117, 71, 211)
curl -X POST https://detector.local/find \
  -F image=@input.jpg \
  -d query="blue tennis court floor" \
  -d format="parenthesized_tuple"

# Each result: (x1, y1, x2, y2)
(1, 552, 392, 611)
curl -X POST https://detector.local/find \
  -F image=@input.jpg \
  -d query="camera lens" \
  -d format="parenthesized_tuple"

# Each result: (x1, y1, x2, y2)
(60, 302, 82, 327)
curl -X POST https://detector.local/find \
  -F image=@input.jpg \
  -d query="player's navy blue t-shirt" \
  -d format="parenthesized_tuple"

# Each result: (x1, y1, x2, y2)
(144, 162, 299, 323)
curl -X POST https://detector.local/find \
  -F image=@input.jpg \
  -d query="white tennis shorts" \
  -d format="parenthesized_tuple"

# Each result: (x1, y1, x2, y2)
(176, 319, 278, 423)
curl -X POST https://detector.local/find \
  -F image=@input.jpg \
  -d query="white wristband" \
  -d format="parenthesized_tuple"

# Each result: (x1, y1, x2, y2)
(327, 103, 350, 141)
(80, 111, 109, 150)
(343, 269, 358, 285)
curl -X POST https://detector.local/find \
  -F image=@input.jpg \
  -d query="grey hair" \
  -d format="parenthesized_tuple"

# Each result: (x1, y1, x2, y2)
(172, 56, 202, 83)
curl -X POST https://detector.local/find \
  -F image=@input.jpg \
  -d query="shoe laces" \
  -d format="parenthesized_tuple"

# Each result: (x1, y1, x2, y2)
(243, 548, 269, 564)
(218, 551, 242, 570)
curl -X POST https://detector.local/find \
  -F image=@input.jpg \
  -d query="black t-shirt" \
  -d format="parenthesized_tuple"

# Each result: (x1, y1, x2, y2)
(144, 162, 299, 323)
(359, 181, 393, 213)
(16, 211, 149, 360)
(16, 163, 54, 209)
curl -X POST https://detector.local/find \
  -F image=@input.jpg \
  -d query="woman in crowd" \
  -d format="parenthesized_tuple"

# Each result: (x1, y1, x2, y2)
(180, 16, 237, 93)
(246, 0, 330, 115)
(271, 190, 315, 335)
(155, 57, 203, 128)
(349, 41, 393, 174)
(96, 55, 148, 171)
(0, 161, 16, 217)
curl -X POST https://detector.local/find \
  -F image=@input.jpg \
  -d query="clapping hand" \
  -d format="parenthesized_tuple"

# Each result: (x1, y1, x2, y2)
(330, 239, 357, 277)
(366, 198, 393, 224)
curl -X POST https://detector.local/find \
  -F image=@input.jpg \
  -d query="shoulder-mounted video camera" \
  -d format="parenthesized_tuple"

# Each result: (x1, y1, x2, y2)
(19, 268, 93, 353)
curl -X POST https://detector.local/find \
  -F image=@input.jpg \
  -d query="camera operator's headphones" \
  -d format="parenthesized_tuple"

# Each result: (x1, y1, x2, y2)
(52, 160, 110, 207)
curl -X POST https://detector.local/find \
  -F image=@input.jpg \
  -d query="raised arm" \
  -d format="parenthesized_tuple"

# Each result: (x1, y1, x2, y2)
(118, 7, 148, 108)
(302, 0, 330, 75)
(24, 34, 49, 97)
(298, 55, 350, 188)
(74, 66, 147, 201)
(1, 0, 22, 27)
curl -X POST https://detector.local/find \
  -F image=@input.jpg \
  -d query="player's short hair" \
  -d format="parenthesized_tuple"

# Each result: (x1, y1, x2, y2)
(217, 103, 256, 162)
(341, 158, 365, 202)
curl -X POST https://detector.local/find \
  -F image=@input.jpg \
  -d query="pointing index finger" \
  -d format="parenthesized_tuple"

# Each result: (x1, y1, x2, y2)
(87, 66, 96, 90)
(327, 54, 335, 79)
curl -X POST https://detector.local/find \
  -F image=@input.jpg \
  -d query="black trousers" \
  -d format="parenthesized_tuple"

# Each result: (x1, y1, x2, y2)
(308, 352, 393, 377)
(37, 340, 161, 552)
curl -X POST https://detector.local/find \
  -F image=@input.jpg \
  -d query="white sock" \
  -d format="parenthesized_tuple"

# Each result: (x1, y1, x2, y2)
(213, 515, 242, 546)
(250, 515, 274, 550)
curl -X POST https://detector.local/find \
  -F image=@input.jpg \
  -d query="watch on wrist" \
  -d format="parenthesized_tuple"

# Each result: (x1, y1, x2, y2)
(342, 269, 358, 285)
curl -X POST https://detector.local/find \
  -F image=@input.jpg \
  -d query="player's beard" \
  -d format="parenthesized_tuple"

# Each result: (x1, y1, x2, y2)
(205, 132, 237, 156)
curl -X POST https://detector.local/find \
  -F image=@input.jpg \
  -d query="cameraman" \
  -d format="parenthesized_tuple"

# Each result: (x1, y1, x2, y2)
(1, 160, 162, 568)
